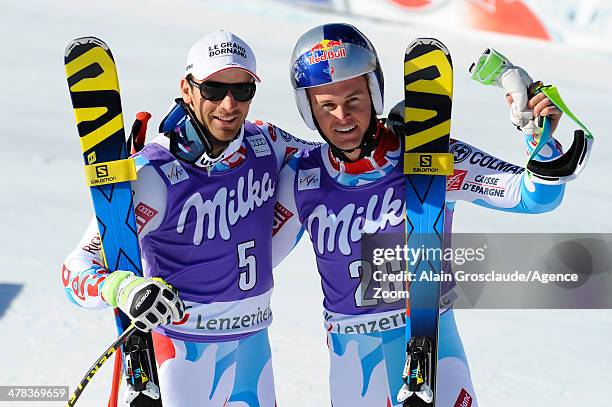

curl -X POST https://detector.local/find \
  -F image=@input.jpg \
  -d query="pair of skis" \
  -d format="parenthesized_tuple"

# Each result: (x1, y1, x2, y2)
(64, 37, 160, 407)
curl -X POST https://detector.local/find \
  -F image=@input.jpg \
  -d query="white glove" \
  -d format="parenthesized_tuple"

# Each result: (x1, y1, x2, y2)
(102, 271, 185, 332)
(470, 48, 539, 134)
(497, 66, 540, 134)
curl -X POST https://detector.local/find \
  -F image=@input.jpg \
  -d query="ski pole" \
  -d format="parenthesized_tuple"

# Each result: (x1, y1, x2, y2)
(107, 342, 123, 407)
(67, 323, 137, 407)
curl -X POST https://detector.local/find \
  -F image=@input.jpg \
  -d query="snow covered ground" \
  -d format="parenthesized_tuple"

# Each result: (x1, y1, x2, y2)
(0, 0, 611, 406)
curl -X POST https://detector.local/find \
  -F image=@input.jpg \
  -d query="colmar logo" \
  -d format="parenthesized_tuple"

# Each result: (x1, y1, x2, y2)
(451, 143, 472, 163)
(469, 152, 524, 174)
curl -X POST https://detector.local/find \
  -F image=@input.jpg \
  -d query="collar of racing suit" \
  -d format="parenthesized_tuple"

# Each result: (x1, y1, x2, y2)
(327, 120, 400, 174)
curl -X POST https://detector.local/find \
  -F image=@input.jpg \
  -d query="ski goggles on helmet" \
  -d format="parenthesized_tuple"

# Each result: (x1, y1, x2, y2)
(160, 98, 243, 168)
(187, 77, 256, 102)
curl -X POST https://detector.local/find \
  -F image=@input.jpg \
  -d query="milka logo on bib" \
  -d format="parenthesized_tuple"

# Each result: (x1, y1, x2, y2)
(307, 187, 405, 255)
(177, 169, 275, 244)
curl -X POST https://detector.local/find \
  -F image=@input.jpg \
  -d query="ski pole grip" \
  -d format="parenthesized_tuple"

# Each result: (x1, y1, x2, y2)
(527, 81, 546, 127)
(131, 112, 151, 153)
(528, 81, 544, 97)
(469, 48, 511, 86)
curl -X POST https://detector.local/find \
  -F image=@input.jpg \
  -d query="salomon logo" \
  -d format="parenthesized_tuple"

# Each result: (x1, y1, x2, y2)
(95, 165, 109, 178)
(420, 155, 432, 167)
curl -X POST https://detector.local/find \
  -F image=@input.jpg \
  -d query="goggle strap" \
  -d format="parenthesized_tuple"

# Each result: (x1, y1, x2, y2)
(178, 99, 214, 154)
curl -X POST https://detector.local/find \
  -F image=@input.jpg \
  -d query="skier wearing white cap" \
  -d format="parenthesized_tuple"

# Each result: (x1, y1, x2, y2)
(62, 30, 317, 406)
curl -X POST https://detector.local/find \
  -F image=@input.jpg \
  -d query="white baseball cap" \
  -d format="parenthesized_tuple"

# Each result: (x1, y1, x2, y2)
(185, 30, 260, 82)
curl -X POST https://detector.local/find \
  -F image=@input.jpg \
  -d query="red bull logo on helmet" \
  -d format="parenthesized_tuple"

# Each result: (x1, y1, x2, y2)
(307, 39, 346, 65)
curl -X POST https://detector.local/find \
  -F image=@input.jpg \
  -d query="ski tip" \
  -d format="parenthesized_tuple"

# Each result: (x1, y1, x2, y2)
(405, 37, 450, 55)
(64, 36, 110, 59)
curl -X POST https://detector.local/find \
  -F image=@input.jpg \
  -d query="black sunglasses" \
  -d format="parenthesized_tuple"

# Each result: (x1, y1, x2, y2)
(162, 98, 214, 165)
(187, 77, 256, 102)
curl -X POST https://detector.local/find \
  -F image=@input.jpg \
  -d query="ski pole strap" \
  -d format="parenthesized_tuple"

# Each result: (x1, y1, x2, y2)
(404, 152, 454, 175)
(526, 84, 594, 184)
(522, 81, 549, 160)
(534, 84, 593, 138)
(83, 158, 137, 187)
(468, 48, 595, 183)
(469, 48, 593, 139)
(527, 115, 552, 162)
(528, 83, 594, 162)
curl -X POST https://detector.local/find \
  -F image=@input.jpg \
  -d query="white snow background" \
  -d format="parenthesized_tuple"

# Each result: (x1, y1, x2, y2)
(0, 0, 611, 406)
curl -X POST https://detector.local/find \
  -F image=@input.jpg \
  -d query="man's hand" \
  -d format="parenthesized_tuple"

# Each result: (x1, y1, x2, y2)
(506, 91, 563, 134)
(469, 48, 564, 135)
(102, 271, 185, 332)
